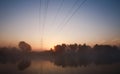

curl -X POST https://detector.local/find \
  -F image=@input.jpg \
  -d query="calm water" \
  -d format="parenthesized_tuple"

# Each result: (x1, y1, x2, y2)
(0, 57, 120, 74)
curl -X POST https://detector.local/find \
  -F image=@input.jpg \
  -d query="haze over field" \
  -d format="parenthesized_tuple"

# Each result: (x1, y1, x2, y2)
(0, 0, 120, 51)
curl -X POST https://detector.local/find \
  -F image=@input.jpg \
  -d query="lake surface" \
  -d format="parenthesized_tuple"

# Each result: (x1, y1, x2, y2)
(0, 57, 120, 74)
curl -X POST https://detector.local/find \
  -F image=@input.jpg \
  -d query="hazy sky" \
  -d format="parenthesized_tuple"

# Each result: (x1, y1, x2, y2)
(0, 0, 120, 50)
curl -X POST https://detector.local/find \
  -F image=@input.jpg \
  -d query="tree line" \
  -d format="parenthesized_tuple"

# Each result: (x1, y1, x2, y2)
(51, 43, 120, 67)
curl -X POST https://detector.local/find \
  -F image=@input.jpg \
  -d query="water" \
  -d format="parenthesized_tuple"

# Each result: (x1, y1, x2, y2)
(0, 57, 120, 74)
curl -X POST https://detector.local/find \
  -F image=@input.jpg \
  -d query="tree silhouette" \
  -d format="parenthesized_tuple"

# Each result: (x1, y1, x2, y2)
(18, 41, 32, 52)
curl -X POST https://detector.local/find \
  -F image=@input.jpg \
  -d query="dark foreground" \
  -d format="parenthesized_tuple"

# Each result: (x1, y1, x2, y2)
(0, 44, 120, 74)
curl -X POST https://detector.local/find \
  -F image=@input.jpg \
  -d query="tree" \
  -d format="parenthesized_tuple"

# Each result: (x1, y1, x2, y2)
(18, 41, 32, 52)
(54, 44, 66, 54)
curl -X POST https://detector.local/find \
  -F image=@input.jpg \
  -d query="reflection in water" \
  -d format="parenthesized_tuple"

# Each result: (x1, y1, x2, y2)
(30, 60, 120, 74)
(0, 43, 120, 74)
(52, 44, 120, 68)
(0, 55, 120, 74)
(0, 48, 31, 72)
(17, 56, 31, 71)
(0, 41, 32, 72)
(52, 54, 120, 67)
(0, 52, 31, 71)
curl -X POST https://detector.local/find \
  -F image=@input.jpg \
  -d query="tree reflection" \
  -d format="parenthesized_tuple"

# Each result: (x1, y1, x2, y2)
(52, 44, 120, 67)
(17, 55, 31, 71)
(0, 41, 31, 71)
(0, 42, 120, 69)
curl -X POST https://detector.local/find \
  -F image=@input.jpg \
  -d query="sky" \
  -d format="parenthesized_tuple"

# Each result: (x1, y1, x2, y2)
(0, 0, 120, 51)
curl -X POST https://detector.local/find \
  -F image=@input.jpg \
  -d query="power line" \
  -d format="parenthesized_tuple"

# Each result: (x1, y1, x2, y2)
(56, 0, 79, 30)
(57, 0, 87, 33)
(41, 0, 49, 49)
(42, 0, 49, 31)
(38, 0, 41, 32)
(51, 0, 64, 26)
(39, 0, 43, 50)
(42, 0, 49, 35)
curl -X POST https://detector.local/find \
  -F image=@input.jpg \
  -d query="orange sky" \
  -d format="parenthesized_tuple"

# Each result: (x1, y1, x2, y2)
(0, 0, 120, 51)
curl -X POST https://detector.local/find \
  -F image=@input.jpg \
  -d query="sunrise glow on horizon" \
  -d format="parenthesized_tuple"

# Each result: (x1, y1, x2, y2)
(0, 0, 120, 51)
